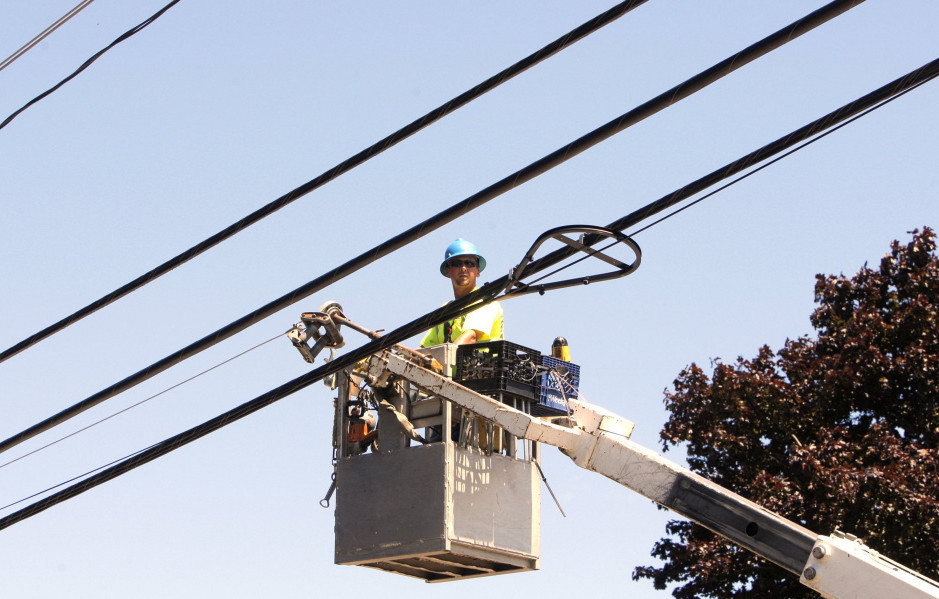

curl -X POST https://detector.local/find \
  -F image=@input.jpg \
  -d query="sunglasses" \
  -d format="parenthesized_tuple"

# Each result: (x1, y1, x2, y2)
(447, 259, 478, 269)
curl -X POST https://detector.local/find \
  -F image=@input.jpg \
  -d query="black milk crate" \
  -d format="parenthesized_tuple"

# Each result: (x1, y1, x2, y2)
(534, 356, 581, 416)
(454, 341, 541, 401)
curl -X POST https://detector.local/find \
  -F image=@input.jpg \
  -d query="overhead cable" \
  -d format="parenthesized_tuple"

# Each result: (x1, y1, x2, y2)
(529, 65, 937, 283)
(3, 52, 935, 530)
(0, 0, 865, 457)
(627, 77, 935, 237)
(0, 0, 649, 363)
(0, 332, 283, 472)
(0, 0, 180, 132)
(0, 442, 158, 514)
(0, 0, 96, 74)
(0, 285, 502, 529)
(524, 60, 939, 280)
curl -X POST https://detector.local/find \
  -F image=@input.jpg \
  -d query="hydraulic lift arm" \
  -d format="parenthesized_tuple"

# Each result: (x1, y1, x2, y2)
(366, 351, 939, 599)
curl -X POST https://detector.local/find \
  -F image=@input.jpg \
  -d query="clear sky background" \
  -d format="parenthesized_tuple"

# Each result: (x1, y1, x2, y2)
(1, 1, 937, 597)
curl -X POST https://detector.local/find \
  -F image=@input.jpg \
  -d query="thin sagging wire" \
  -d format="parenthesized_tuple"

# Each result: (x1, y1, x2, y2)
(0, 0, 648, 363)
(6, 3, 918, 531)
(628, 78, 937, 237)
(0, 443, 158, 513)
(0, 332, 284, 472)
(0, 0, 862, 459)
(519, 76, 938, 289)
(0, 0, 181, 131)
(0, 0, 96, 73)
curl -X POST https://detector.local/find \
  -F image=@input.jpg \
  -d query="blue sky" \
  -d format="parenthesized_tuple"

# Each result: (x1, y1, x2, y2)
(1, 1, 937, 597)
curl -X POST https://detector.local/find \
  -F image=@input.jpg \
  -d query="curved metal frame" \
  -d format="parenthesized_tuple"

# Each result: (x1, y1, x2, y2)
(503, 225, 641, 298)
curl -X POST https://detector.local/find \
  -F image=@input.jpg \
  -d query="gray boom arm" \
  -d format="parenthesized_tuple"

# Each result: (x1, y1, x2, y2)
(367, 351, 939, 599)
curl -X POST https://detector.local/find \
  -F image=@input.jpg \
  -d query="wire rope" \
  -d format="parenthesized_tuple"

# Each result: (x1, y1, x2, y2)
(0, 0, 863, 458)
(2, 51, 935, 525)
(0, 0, 180, 131)
(0, 333, 283, 472)
(0, 0, 648, 364)
(0, 0, 96, 73)
(0, 443, 158, 514)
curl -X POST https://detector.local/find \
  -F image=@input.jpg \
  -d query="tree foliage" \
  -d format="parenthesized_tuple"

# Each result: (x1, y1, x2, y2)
(633, 228, 939, 598)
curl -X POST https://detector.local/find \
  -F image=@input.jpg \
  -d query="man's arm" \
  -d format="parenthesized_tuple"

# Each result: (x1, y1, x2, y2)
(453, 329, 479, 345)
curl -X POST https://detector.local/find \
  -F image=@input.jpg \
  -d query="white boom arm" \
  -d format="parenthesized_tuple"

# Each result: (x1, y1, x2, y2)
(367, 351, 939, 599)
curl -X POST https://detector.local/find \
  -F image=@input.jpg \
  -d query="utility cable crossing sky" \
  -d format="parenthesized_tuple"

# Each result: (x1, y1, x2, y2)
(2, 51, 935, 533)
(0, 0, 649, 364)
(0, 0, 96, 73)
(0, 0, 867, 460)
(0, 0, 181, 132)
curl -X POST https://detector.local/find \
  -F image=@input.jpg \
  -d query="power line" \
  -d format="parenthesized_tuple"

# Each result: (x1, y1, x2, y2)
(523, 58, 939, 283)
(0, 0, 649, 364)
(0, 0, 180, 132)
(627, 78, 935, 238)
(0, 333, 282, 472)
(604, 64, 939, 241)
(2, 52, 934, 532)
(0, 0, 866, 457)
(0, 442, 158, 514)
(536, 67, 936, 284)
(0, 282, 504, 530)
(0, 0, 96, 73)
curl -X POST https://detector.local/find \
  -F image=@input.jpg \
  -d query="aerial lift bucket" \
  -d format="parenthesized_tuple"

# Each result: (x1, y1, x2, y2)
(332, 343, 541, 582)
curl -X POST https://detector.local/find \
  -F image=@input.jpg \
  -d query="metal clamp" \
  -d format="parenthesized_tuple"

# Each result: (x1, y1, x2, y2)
(287, 301, 346, 363)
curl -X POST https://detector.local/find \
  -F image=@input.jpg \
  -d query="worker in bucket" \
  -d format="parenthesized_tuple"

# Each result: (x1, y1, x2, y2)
(421, 238, 504, 347)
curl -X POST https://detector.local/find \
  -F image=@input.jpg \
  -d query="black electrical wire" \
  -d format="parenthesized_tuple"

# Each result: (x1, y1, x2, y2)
(0, 286, 499, 531)
(627, 76, 936, 238)
(2, 54, 935, 532)
(0, 0, 865, 457)
(0, 332, 283, 472)
(522, 57, 939, 281)
(0, 0, 181, 131)
(0, 443, 158, 514)
(0, 0, 649, 364)
(535, 62, 932, 285)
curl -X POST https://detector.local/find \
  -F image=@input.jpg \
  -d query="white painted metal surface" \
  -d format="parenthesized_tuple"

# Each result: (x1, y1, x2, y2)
(801, 533, 939, 599)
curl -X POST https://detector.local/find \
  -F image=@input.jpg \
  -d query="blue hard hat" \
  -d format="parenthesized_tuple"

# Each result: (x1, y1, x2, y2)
(439, 238, 486, 276)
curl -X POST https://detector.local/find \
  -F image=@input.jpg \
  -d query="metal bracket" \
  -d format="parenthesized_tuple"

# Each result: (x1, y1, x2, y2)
(801, 532, 939, 598)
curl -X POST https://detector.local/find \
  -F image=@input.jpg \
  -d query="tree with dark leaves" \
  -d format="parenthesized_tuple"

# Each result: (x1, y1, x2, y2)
(633, 228, 939, 598)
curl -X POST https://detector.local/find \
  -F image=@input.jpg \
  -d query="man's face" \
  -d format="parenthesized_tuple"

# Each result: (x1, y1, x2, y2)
(446, 257, 479, 290)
